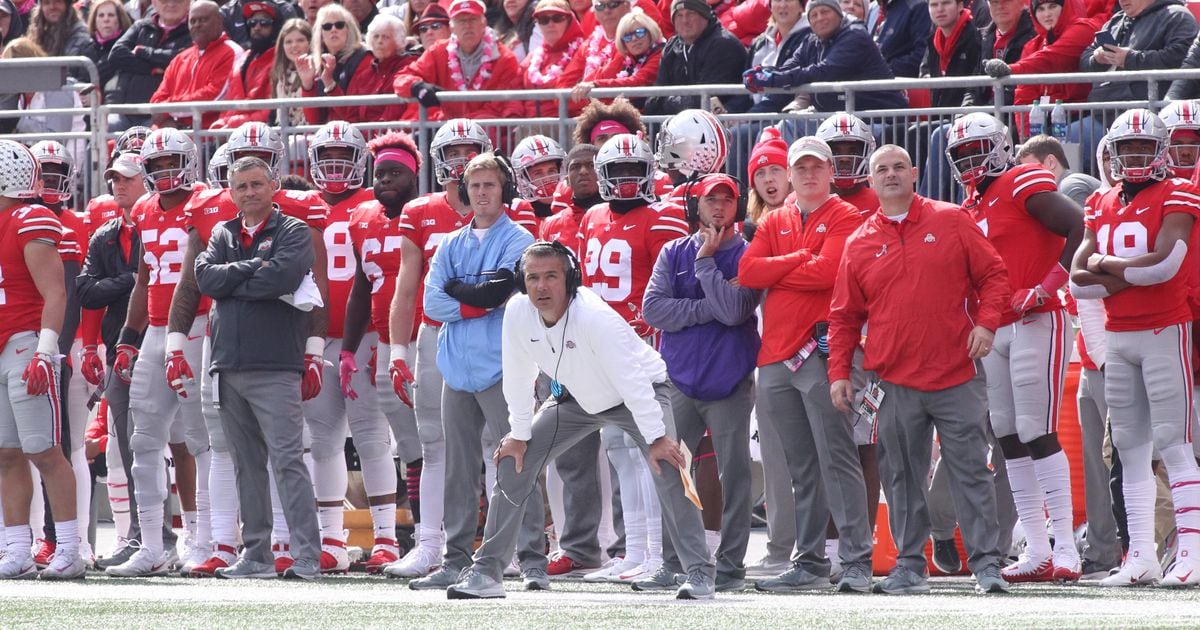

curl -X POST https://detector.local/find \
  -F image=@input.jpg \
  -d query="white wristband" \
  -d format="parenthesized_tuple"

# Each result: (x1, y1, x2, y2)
(36, 329, 59, 356)
(305, 336, 325, 356)
(390, 343, 408, 362)
(165, 331, 187, 354)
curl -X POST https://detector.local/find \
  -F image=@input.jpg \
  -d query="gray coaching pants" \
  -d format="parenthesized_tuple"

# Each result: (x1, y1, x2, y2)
(757, 359, 872, 575)
(217, 369, 320, 566)
(471, 382, 713, 581)
(927, 423, 1016, 558)
(876, 371, 1003, 575)
(661, 377, 754, 579)
(441, 382, 546, 573)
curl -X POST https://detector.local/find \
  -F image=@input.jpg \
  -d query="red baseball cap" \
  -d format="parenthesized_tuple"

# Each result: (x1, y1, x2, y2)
(691, 174, 740, 199)
(242, 1, 278, 19)
(448, 0, 486, 18)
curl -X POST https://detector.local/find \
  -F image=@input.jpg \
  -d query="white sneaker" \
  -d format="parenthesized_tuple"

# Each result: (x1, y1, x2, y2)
(1099, 551, 1161, 587)
(503, 557, 520, 578)
(0, 552, 37, 580)
(618, 557, 660, 582)
(178, 539, 209, 576)
(40, 552, 86, 580)
(383, 545, 441, 578)
(581, 557, 627, 582)
(78, 542, 96, 570)
(602, 559, 645, 583)
(1162, 553, 1200, 587)
(162, 546, 180, 571)
(105, 547, 171, 577)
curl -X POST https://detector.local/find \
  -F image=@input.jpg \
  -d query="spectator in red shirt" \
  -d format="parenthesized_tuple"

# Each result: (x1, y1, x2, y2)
(521, 0, 584, 117)
(299, 3, 377, 124)
(212, 1, 284, 129)
(568, 8, 663, 112)
(364, 13, 418, 119)
(149, 0, 242, 129)
(269, 17, 311, 127)
(392, 0, 523, 121)
(558, 0, 633, 88)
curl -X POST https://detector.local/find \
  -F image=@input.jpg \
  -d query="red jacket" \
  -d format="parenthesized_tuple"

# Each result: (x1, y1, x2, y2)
(720, 0, 771, 46)
(150, 33, 243, 128)
(580, 0, 673, 39)
(738, 196, 864, 366)
(392, 35, 524, 121)
(1011, 0, 1101, 106)
(303, 48, 388, 124)
(213, 47, 275, 129)
(828, 196, 1010, 392)
(521, 17, 585, 117)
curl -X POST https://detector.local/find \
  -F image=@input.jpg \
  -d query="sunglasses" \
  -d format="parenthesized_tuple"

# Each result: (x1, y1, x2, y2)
(621, 26, 648, 42)
(247, 17, 274, 28)
(593, 0, 626, 11)
(536, 13, 568, 25)
(321, 20, 347, 31)
(417, 22, 447, 33)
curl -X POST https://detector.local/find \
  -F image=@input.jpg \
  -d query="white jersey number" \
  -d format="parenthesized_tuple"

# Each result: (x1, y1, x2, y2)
(1096, 222, 1149, 258)
(325, 220, 357, 281)
(584, 237, 632, 302)
(361, 235, 404, 293)
(141, 227, 188, 286)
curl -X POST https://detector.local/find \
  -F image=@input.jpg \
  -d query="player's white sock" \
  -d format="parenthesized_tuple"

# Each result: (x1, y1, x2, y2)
(268, 467, 290, 548)
(1121, 442, 1157, 561)
(28, 463, 44, 538)
(54, 519, 79, 558)
(105, 438, 132, 542)
(608, 445, 647, 566)
(194, 449, 212, 550)
(313, 451, 349, 505)
(208, 450, 239, 549)
(419, 438, 446, 548)
(0, 499, 7, 548)
(370, 503, 396, 541)
(318, 505, 344, 542)
(1161, 443, 1200, 558)
(825, 538, 840, 563)
(1032, 450, 1076, 555)
(1005, 456, 1051, 559)
(637, 453, 663, 563)
(483, 441, 498, 499)
(6, 524, 31, 559)
(182, 510, 197, 542)
(69, 448, 91, 549)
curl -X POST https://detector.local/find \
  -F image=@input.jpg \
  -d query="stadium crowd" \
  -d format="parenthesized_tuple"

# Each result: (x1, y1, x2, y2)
(2, 0, 1200, 606)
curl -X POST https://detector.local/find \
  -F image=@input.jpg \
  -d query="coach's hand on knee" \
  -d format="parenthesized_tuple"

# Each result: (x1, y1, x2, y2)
(495, 435, 527, 473)
(831, 379, 855, 413)
(648, 436, 684, 475)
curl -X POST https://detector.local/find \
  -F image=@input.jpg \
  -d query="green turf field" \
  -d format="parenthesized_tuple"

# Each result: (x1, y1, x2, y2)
(4, 575, 1200, 629)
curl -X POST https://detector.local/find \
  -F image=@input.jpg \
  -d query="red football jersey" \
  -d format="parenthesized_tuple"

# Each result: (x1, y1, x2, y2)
(972, 163, 1064, 326)
(0, 204, 63, 349)
(1085, 179, 1200, 331)
(539, 200, 587, 252)
(324, 187, 375, 338)
(84, 195, 122, 237)
(507, 198, 539, 234)
(837, 186, 880, 216)
(349, 200, 416, 344)
(397, 192, 472, 327)
(577, 200, 690, 335)
(133, 189, 211, 326)
(55, 208, 87, 265)
(184, 188, 330, 247)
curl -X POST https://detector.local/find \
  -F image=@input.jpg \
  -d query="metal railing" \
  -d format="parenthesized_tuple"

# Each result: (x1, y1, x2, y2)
(4, 62, 1200, 203)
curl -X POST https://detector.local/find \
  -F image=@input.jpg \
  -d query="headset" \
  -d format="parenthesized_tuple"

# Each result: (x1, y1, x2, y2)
(682, 173, 748, 226)
(515, 240, 582, 297)
(456, 154, 518, 208)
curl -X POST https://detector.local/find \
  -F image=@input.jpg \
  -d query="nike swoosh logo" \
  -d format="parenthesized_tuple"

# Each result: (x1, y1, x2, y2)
(530, 338, 539, 342)
(187, 335, 201, 341)
(676, 271, 689, 276)
(623, 224, 637, 231)
(1135, 207, 1149, 215)
(780, 229, 792, 235)
(1154, 327, 1167, 335)
(1180, 570, 1194, 583)
(15, 348, 27, 355)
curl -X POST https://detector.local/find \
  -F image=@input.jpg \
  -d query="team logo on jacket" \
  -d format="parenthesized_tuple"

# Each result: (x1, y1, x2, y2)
(816, 224, 826, 233)
(924, 233, 936, 243)
(258, 237, 273, 252)
(566, 340, 575, 349)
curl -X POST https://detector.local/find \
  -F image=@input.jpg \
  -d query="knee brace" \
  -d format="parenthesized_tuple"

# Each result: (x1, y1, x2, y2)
(129, 430, 163, 457)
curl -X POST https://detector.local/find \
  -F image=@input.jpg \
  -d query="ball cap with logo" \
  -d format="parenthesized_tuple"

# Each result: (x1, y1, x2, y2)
(448, 0, 486, 18)
(105, 152, 143, 179)
(692, 173, 740, 199)
(788, 136, 833, 166)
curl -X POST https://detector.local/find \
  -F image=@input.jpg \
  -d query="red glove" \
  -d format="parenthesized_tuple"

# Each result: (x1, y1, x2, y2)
(390, 359, 414, 408)
(367, 345, 377, 387)
(114, 344, 138, 383)
(80, 345, 105, 386)
(302, 353, 324, 401)
(22, 352, 55, 396)
(165, 350, 195, 398)
(339, 349, 358, 400)
(1011, 286, 1050, 315)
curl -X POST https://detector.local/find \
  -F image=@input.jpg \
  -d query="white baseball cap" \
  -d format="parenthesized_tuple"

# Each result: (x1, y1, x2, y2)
(788, 136, 833, 166)
(104, 152, 143, 179)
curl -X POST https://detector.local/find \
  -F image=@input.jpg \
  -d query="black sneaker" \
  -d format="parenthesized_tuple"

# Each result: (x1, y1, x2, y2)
(932, 537, 962, 574)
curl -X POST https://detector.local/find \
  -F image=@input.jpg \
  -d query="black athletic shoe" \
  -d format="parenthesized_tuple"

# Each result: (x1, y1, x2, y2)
(932, 538, 962, 574)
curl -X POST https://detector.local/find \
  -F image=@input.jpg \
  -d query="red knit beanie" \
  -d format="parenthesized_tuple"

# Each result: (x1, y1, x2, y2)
(748, 127, 789, 182)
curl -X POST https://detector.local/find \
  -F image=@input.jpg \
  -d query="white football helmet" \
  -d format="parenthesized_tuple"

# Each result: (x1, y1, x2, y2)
(112, 125, 152, 158)
(0, 140, 42, 200)
(1159, 99, 1200, 175)
(945, 112, 1012, 186)
(226, 122, 286, 174)
(655, 109, 728, 178)
(30, 140, 75, 204)
(308, 120, 368, 194)
(1106, 108, 1169, 183)
(512, 135, 566, 200)
(140, 128, 197, 194)
(431, 118, 493, 185)
(596, 134, 656, 203)
(816, 113, 876, 187)
(208, 144, 230, 189)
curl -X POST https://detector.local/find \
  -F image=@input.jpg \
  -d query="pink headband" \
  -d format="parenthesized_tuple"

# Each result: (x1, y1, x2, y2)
(375, 148, 418, 173)
(590, 120, 631, 143)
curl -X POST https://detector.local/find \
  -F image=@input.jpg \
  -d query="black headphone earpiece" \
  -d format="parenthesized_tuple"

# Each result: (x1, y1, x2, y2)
(457, 153, 519, 208)
(515, 240, 582, 297)
(683, 173, 749, 226)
